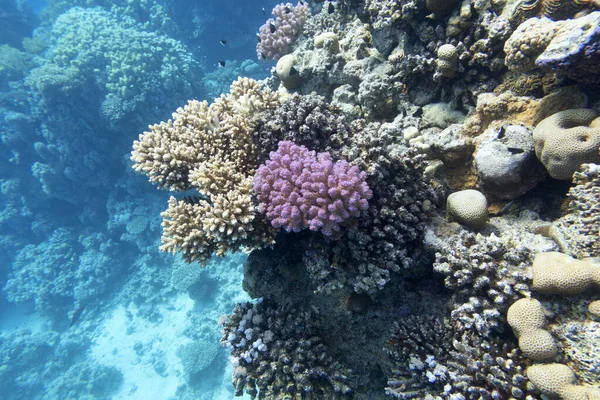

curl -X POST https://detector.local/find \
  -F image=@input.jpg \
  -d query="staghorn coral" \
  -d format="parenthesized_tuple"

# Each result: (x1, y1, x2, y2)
(220, 298, 352, 399)
(132, 78, 280, 263)
(256, 2, 310, 60)
(550, 164, 600, 258)
(385, 315, 536, 399)
(254, 141, 372, 237)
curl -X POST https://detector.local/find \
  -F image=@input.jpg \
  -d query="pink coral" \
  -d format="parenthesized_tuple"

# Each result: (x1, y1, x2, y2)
(256, 2, 310, 60)
(254, 141, 372, 236)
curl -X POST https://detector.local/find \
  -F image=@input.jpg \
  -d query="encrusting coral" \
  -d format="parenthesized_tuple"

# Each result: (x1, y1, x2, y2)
(131, 78, 280, 263)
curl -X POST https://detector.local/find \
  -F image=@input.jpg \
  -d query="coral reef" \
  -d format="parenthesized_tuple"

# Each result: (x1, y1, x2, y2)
(504, 12, 600, 82)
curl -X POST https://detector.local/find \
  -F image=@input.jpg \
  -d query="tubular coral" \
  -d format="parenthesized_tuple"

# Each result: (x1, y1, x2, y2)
(254, 141, 372, 237)
(256, 2, 310, 60)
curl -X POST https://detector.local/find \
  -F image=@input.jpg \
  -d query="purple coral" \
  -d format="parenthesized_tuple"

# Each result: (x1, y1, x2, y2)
(256, 2, 310, 60)
(254, 141, 372, 237)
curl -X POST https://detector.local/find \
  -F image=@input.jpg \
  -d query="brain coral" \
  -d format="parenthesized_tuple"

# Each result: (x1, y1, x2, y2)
(532, 108, 600, 180)
(507, 297, 557, 361)
(532, 251, 600, 295)
(446, 189, 489, 228)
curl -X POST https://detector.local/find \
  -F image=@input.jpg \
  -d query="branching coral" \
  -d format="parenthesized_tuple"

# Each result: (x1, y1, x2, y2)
(256, 2, 310, 60)
(220, 298, 353, 399)
(301, 121, 443, 293)
(385, 315, 535, 399)
(432, 230, 536, 335)
(254, 141, 372, 237)
(253, 93, 350, 164)
(131, 78, 280, 263)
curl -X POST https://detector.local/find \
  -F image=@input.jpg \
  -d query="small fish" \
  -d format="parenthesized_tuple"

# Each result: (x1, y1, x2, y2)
(327, 2, 335, 13)
(261, 52, 266, 59)
(220, 39, 227, 46)
(218, 60, 226, 67)
(285, 6, 291, 13)
(497, 125, 506, 138)
(262, 7, 266, 15)
(289, 66, 299, 76)
(269, 22, 276, 33)
(70, 304, 85, 328)
(299, 0, 304, 4)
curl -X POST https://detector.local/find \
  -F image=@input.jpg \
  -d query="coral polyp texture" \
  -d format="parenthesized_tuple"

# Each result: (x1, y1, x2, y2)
(256, 2, 310, 60)
(531, 251, 600, 295)
(532, 109, 600, 180)
(131, 78, 280, 263)
(550, 164, 600, 258)
(507, 298, 557, 361)
(254, 141, 372, 237)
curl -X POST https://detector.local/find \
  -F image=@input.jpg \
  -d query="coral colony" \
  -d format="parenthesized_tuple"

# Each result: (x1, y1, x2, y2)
(1, 0, 600, 398)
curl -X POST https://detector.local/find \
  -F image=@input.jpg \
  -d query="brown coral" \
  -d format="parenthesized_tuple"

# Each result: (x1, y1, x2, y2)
(132, 78, 280, 263)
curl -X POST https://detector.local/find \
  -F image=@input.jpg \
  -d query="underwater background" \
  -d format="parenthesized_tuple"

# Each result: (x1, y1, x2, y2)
(1, 0, 599, 399)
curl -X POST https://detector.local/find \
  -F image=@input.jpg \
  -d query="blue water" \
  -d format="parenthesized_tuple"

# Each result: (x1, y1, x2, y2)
(0, 0, 280, 398)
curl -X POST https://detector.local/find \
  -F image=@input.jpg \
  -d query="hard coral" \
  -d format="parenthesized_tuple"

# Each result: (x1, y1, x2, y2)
(507, 298, 557, 361)
(532, 109, 600, 180)
(256, 2, 310, 60)
(132, 78, 279, 263)
(550, 164, 600, 258)
(385, 315, 535, 399)
(220, 299, 352, 399)
(505, 12, 600, 82)
(254, 141, 372, 237)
